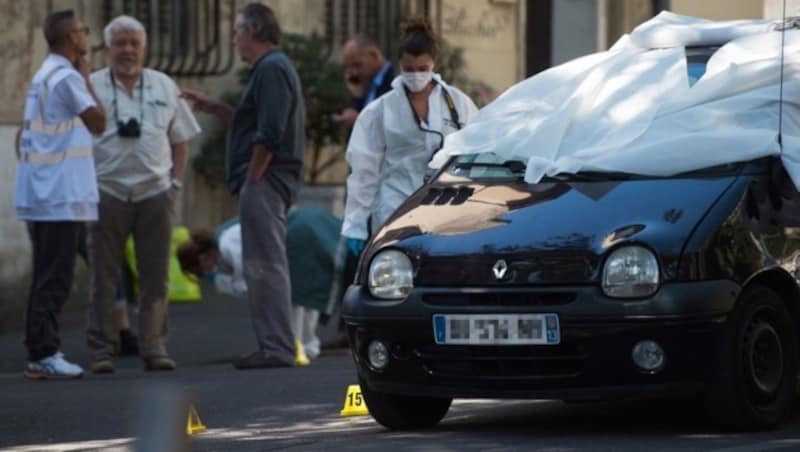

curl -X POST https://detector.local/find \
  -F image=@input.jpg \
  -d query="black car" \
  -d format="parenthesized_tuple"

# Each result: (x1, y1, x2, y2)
(342, 47, 800, 431)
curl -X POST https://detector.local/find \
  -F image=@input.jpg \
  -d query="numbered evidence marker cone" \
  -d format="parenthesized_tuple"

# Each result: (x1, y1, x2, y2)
(186, 404, 207, 435)
(340, 384, 369, 416)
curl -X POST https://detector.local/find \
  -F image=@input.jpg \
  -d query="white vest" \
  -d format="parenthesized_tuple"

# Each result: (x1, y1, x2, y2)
(15, 54, 98, 221)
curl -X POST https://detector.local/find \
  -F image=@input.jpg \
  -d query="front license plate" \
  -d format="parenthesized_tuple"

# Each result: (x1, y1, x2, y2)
(433, 313, 560, 345)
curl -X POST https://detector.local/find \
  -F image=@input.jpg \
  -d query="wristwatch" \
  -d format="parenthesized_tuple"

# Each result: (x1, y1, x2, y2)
(170, 178, 183, 190)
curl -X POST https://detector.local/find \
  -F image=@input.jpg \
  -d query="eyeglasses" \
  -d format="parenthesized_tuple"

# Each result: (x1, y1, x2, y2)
(72, 26, 90, 36)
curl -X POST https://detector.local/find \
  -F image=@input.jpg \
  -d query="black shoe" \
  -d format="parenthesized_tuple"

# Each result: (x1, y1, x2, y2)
(233, 352, 293, 370)
(119, 330, 139, 356)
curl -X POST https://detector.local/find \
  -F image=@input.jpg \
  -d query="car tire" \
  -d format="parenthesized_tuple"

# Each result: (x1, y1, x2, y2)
(359, 378, 452, 430)
(704, 285, 798, 431)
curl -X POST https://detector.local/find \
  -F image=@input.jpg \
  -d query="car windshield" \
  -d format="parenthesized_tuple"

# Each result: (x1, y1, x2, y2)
(438, 152, 744, 183)
(437, 49, 730, 184)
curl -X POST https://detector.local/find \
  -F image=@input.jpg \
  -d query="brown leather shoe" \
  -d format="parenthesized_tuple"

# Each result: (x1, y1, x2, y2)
(143, 356, 176, 371)
(91, 358, 114, 374)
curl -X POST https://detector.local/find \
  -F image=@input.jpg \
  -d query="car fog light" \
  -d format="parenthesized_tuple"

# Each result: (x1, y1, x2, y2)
(632, 340, 665, 373)
(367, 340, 389, 370)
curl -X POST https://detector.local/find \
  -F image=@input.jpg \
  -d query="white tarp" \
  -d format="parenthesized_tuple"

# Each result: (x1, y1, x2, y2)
(430, 12, 800, 188)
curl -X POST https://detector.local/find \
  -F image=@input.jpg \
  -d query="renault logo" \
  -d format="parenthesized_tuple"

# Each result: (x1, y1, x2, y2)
(492, 259, 508, 280)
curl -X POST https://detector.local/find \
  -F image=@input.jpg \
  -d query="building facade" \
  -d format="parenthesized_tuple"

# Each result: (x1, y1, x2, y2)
(0, 0, 772, 329)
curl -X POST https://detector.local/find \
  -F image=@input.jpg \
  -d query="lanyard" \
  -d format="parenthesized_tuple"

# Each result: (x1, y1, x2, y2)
(110, 70, 144, 124)
(403, 83, 463, 156)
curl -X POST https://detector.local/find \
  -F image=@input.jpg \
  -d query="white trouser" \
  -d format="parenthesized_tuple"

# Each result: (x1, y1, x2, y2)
(292, 306, 320, 359)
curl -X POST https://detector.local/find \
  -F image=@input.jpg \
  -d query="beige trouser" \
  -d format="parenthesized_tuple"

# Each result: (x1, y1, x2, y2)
(87, 190, 173, 360)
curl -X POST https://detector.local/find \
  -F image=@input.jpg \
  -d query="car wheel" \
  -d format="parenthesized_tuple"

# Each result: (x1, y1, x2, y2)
(705, 285, 798, 430)
(359, 378, 452, 430)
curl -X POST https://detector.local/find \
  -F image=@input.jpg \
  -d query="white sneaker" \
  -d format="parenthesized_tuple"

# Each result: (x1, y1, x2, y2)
(24, 353, 84, 380)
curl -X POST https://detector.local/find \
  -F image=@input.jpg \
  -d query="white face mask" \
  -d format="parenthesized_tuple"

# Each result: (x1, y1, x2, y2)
(401, 71, 433, 92)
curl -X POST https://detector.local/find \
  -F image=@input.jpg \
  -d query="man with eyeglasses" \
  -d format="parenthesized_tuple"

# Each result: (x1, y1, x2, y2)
(181, 3, 306, 370)
(15, 9, 106, 379)
(85, 15, 201, 374)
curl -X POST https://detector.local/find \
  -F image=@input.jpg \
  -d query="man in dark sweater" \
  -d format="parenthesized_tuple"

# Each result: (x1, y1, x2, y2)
(181, 2, 304, 369)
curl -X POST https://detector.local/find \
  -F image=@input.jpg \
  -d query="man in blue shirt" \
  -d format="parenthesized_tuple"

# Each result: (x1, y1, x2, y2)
(15, 9, 106, 379)
(181, 2, 305, 369)
(335, 35, 395, 129)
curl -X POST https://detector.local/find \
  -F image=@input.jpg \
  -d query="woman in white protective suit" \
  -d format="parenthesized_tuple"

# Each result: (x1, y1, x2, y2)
(340, 16, 478, 254)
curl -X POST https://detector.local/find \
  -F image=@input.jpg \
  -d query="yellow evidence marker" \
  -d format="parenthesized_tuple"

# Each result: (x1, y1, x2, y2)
(186, 404, 207, 435)
(340, 384, 369, 416)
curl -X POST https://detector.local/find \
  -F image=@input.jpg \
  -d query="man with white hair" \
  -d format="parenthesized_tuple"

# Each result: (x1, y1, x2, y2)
(86, 15, 201, 374)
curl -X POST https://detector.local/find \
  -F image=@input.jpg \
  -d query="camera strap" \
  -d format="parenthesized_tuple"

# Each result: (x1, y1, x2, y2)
(110, 70, 144, 125)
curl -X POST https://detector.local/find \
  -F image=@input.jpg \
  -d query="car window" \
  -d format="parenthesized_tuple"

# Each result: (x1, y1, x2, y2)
(687, 61, 707, 86)
(685, 48, 714, 86)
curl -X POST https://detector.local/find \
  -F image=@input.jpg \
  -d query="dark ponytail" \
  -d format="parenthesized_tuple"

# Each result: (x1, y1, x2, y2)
(176, 228, 217, 278)
(398, 16, 439, 59)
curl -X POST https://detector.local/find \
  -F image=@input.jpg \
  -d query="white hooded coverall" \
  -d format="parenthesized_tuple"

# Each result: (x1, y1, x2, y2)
(341, 74, 478, 240)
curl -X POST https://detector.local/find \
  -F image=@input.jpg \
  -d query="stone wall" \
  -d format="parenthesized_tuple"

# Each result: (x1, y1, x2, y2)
(435, 0, 522, 94)
(672, 0, 763, 20)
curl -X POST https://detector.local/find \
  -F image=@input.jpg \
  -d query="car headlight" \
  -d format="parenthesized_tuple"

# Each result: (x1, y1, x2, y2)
(368, 249, 414, 299)
(602, 246, 660, 298)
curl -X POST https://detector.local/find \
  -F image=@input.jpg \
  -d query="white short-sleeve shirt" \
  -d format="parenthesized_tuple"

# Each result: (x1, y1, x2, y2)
(90, 68, 201, 202)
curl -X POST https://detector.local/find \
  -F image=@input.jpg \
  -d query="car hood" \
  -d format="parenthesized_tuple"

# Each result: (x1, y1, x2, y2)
(370, 176, 737, 286)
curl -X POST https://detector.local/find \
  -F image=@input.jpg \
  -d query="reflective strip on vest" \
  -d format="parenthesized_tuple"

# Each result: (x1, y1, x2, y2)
(20, 65, 94, 166)
(19, 147, 93, 164)
(23, 117, 83, 135)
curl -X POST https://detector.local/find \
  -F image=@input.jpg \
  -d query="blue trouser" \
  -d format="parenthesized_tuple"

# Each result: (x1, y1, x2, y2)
(239, 179, 295, 364)
(25, 221, 83, 361)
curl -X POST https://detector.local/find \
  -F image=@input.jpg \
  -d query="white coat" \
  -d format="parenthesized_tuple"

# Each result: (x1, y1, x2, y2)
(213, 223, 247, 297)
(341, 74, 478, 240)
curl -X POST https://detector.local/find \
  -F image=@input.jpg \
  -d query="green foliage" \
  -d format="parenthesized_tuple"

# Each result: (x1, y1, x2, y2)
(192, 32, 349, 189)
(283, 33, 350, 148)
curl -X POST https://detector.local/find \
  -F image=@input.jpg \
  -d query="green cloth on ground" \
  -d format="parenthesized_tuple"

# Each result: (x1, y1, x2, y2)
(287, 207, 341, 311)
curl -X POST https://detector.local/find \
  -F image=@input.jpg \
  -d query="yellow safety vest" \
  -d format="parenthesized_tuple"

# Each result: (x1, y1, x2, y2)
(124, 226, 202, 303)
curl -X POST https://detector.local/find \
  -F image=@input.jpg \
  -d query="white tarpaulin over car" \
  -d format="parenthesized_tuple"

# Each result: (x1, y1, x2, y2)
(430, 12, 800, 188)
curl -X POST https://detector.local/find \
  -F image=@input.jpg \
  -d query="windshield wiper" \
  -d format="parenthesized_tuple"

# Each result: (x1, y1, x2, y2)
(454, 160, 527, 173)
(543, 171, 634, 182)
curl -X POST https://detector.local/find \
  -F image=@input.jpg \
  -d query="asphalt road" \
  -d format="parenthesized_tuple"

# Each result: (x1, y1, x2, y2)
(1, 290, 799, 452)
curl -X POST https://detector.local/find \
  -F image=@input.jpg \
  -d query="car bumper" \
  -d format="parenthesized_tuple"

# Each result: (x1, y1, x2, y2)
(342, 280, 738, 400)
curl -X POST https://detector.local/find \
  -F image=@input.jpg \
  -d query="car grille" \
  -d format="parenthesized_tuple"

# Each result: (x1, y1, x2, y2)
(415, 343, 587, 379)
(422, 291, 576, 306)
(420, 186, 474, 205)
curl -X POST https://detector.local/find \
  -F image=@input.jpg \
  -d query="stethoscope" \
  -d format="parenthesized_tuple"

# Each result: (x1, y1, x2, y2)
(403, 84, 446, 154)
